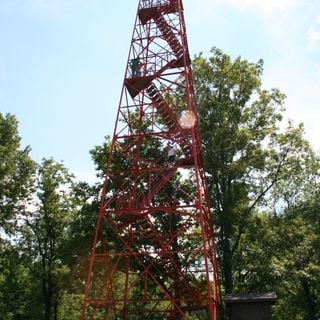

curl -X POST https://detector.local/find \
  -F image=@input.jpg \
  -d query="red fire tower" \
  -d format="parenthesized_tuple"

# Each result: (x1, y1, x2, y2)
(82, 0, 223, 319)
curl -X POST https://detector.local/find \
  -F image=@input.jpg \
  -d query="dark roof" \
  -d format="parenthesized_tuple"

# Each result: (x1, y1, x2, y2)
(224, 292, 277, 304)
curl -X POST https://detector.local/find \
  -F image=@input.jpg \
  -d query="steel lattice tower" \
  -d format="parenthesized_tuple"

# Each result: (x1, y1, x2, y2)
(82, 0, 223, 319)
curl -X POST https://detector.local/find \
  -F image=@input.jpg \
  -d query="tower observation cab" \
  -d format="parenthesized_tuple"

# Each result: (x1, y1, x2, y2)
(81, 0, 224, 319)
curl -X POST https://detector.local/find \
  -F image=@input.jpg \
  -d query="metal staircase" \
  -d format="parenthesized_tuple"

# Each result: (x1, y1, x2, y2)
(81, 1, 223, 319)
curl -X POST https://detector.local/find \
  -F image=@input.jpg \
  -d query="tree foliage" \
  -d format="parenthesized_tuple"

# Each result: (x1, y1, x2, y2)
(0, 240, 33, 319)
(21, 159, 77, 320)
(271, 166, 320, 320)
(0, 48, 319, 320)
(193, 47, 317, 295)
(0, 113, 36, 234)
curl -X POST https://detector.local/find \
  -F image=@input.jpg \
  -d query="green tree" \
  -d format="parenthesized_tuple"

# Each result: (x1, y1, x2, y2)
(58, 291, 83, 320)
(63, 181, 101, 293)
(0, 240, 33, 320)
(0, 112, 36, 319)
(271, 160, 320, 320)
(0, 113, 36, 234)
(273, 206, 320, 320)
(232, 211, 278, 293)
(192, 47, 315, 294)
(21, 159, 76, 320)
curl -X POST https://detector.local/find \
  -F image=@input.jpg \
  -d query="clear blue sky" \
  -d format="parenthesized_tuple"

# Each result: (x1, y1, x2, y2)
(1, 0, 319, 182)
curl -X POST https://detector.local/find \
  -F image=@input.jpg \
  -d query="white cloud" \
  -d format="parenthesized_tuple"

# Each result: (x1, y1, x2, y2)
(74, 169, 99, 184)
(190, 0, 298, 13)
(308, 27, 320, 47)
(223, 0, 297, 12)
(263, 59, 320, 152)
(184, 0, 301, 29)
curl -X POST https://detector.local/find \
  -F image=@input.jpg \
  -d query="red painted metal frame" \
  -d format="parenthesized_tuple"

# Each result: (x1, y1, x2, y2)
(82, 0, 223, 319)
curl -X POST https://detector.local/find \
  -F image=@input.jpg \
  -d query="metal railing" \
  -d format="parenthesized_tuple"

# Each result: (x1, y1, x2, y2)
(140, 0, 171, 9)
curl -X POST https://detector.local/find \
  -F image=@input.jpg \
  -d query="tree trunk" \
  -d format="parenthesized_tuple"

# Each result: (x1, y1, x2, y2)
(301, 278, 316, 320)
(221, 236, 233, 294)
(54, 296, 58, 320)
(220, 203, 234, 295)
(42, 254, 51, 320)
